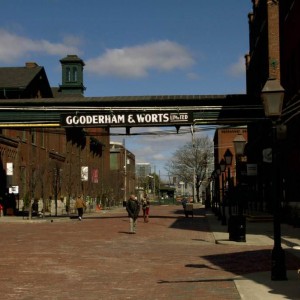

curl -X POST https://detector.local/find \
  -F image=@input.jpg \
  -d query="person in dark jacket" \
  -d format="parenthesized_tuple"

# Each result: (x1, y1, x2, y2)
(126, 194, 140, 234)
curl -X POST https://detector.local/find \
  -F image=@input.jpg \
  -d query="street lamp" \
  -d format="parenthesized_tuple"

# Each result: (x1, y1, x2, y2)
(261, 78, 286, 281)
(233, 134, 247, 187)
(224, 148, 233, 216)
(233, 134, 246, 157)
(261, 79, 284, 118)
(219, 159, 226, 225)
(214, 167, 221, 219)
(210, 170, 217, 213)
(231, 134, 247, 242)
(211, 170, 219, 215)
(147, 175, 154, 195)
(177, 164, 196, 203)
(224, 148, 233, 166)
(184, 166, 196, 203)
(192, 167, 196, 203)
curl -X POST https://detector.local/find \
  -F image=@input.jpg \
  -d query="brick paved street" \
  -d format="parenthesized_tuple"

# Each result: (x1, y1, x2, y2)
(0, 205, 299, 300)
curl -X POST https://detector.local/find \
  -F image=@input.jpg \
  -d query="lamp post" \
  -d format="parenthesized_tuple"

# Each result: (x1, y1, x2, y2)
(182, 166, 197, 203)
(210, 171, 217, 213)
(261, 78, 286, 281)
(215, 166, 222, 219)
(224, 147, 246, 242)
(233, 134, 246, 158)
(219, 159, 226, 225)
(224, 148, 233, 216)
(213, 167, 221, 219)
(233, 134, 247, 213)
(193, 167, 196, 203)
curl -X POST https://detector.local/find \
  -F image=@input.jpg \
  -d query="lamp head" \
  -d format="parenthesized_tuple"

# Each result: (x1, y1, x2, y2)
(224, 148, 233, 165)
(233, 134, 246, 156)
(219, 159, 226, 172)
(261, 78, 284, 118)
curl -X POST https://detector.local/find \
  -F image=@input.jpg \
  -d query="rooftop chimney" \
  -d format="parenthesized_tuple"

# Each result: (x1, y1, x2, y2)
(25, 62, 39, 68)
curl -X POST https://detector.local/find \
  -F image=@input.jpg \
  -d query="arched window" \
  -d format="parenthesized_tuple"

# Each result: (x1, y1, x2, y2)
(73, 67, 78, 82)
(66, 67, 71, 82)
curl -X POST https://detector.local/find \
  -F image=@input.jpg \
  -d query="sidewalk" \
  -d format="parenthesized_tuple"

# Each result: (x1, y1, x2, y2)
(206, 210, 300, 300)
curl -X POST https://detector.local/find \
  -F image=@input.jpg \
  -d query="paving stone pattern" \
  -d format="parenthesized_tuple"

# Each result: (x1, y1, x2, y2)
(0, 205, 299, 300)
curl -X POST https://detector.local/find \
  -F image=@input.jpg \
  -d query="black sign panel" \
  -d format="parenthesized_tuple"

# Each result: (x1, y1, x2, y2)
(60, 111, 193, 127)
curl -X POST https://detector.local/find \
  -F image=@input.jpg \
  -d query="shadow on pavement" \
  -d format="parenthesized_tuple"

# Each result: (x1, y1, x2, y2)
(201, 249, 300, 276)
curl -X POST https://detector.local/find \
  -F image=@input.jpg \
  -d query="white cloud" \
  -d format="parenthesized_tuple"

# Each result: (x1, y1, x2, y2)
(227, 56, 245, 77)
(85, 40, 195, 78)
(186, 72, 201, 80)
(0, 29, 81, 63)
(62, 34, 83, 48)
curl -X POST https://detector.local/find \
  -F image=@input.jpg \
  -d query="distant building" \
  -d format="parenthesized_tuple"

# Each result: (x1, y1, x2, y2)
(110, 142, 135, 203)
(214, 127, 248, 185)
(213, 127, 248, 205)
(136, 163, 151, 178)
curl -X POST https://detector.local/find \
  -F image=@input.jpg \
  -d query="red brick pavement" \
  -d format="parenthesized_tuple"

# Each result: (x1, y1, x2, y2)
(0, 205, 299, 300)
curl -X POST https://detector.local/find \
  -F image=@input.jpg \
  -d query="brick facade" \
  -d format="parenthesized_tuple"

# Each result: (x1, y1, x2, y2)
(0, 60, 111, 215)
(246, 0, 300, 209)
(214, 128, 248, 197)
(110, 142, 136, 205)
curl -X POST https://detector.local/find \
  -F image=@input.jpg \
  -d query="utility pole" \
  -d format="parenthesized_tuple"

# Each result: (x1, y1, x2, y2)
(123, 139, 127, 202)
(153, 165, 156, 199)
(158, 170, 161, 200)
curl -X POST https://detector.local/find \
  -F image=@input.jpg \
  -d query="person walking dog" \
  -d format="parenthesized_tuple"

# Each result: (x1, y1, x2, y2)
(126, 194, 140, 233)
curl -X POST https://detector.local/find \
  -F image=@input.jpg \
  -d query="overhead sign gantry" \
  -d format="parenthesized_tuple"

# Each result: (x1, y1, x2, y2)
(0, 94, 265, 128)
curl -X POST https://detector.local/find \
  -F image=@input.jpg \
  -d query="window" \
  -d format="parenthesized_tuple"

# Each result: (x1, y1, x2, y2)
(110, 153, 119, 170)
(66, 67, 71, 82)
(73, 67, 78, 82)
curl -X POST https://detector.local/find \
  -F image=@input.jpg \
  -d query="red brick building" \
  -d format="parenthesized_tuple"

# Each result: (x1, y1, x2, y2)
(0, 56, 111, 215)
(279, 0, 300, 205)
(246, 0, 300, 211)
(213, 127, 248, 203)
(110, 142, 136, 205)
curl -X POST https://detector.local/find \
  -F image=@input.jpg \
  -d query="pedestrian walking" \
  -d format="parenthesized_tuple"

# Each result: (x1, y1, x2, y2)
(75, 195, 86, 220)
(142, 193, 150, 223)
(126, 194, 140, 233)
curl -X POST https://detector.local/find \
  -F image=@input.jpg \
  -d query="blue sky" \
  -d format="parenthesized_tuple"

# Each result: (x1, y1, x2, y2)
(0, 0, 252, 180)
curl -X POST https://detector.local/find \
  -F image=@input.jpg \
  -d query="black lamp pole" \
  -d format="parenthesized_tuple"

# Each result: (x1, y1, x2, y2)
(219, 159, 226, 225)
(271, 122, 286, 280)
(224, 149, 233, 216)
(233, 134, 247, 214)
(261, 78, 287, 281)
(215, 167, 222, 220)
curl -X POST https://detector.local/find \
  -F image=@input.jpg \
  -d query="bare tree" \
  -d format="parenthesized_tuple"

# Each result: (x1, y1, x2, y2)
(166, 135, 213, 202)
(28, 166, 37, 219)
(64, 155, 78, 214)
(51, 162, 62, 216)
